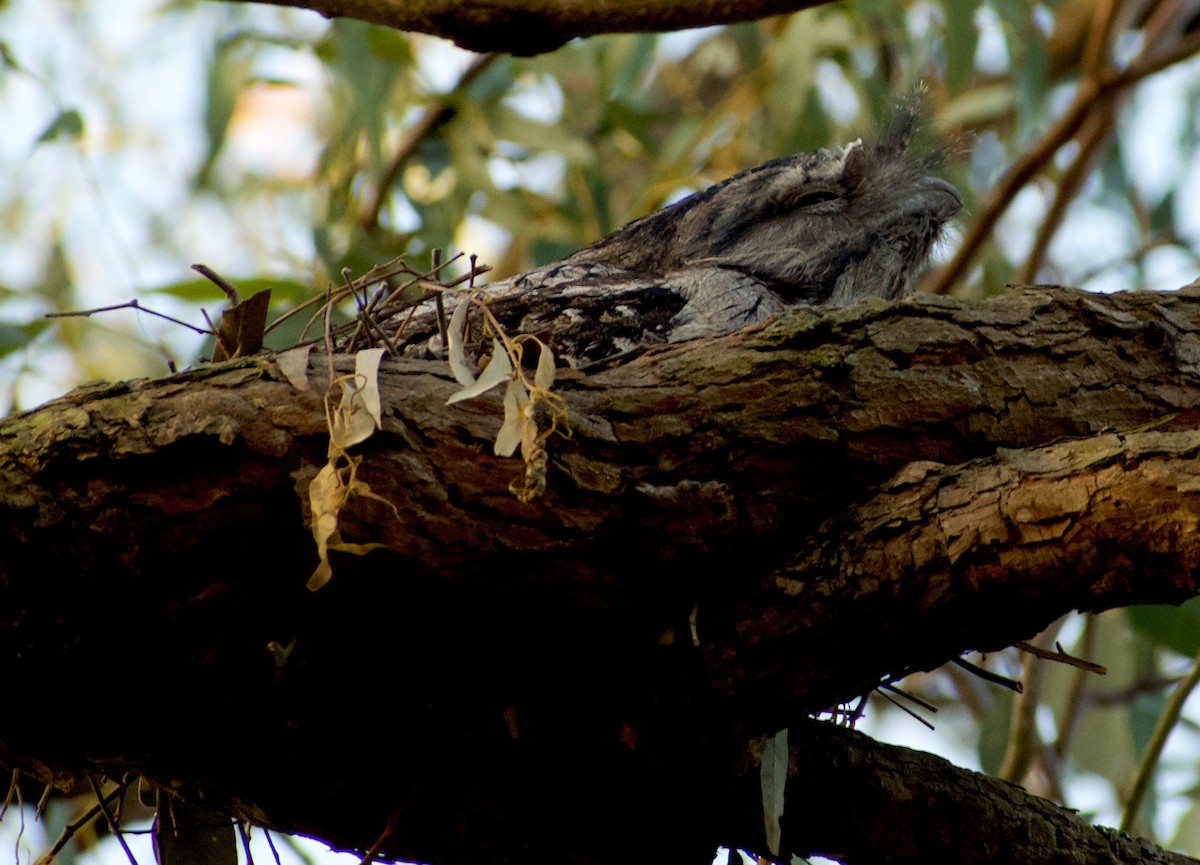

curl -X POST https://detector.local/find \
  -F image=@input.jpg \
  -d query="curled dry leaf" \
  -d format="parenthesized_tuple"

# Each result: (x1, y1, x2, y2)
(442, 317, 561, 499)
(534, 338, 555, 389)
(305, 457, 395, 592)
(446, 296, 477, 387)
(447, 339, 513, 405)
(308, 349, 393, 591)
(760, 727, 789, 858)
(355, 348, 385, 428)
(495, 379, 530, 458)
(328, 348, 385, 453)
(277, 345, 313, 391)
(306, 462, 345, 592)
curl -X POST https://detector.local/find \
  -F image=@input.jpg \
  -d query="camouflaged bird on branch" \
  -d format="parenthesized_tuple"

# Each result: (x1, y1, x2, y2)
(403, 109, 962, 367)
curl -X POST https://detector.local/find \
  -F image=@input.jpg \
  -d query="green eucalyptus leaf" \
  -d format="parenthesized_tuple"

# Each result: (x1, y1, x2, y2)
(1148, 190, 1177, 234)
(976, 685, 1012, 776)
(36, 109, 84, 144)
(465, 54, 515, 102)
(0, 320, 46, 358)
(943, 0, 980, 93)
(606, 33, 657, 101)
(0, 40, 21, 70)
(367, 27, 413, 65)
(1127, 600, 1200, 659)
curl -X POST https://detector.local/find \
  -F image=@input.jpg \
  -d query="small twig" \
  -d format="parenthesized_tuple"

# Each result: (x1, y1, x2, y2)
(1035, 741, 1069, 804)
(925, 10, 1200, 299)
(340, 269, 370, 352)
(264, 831, 283, 865)
(200, 308, 233, 360)
(1106, 25, 1200, 90)
(273, 252, 495, 358)
(1, 770, 24, 859)
(45, 299, 211, 336)
(433, 249, 448, 350)
(113, 776, 126, 824)
(923, 78, 1101, 297)
(191, 263, 240, 304)
(378, 253, 461, 307)
(1091, 675, 1184, 705)
(1081, 0, 1120, 80)
(1, 768, 16, 821)
(36, 783, 53, 818)
(371, 274, 425, 316)
(237, 822, 254, 865)
(323, 286, 336, 387)
(299, 293, 346, 345)
(951, 656, 1024, 693)
(1014, 639, 1107, 674)
(878, 682, 939, 715)
(33, 784, 126, 865)
(374, 262, 494, 322)
(156, 345, 179, 375)
(357, 794, 416, 865)
(361, 53, 500, 232)
(266, 288, 338, 337)
(1121, 641, 1200, 831)
(450, 262, 490, 288)
(846, 693, 869, 727)
(343, 268, 399, 356)
(1054, 614, 1097, 759)
(1014, 102, 1116, 284)
(85, 775, 138, 865)
(268, 268, 394, 336)
(383, 303, 423, 351)
(1066, 232, 1187, 288)
(877, 689, 936, 731)
(1000, 626, 1060, 783)
(14, 778, 27, 861)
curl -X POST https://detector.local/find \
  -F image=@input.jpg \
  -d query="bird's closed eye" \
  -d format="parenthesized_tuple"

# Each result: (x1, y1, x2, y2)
(792, 189, 841, 209)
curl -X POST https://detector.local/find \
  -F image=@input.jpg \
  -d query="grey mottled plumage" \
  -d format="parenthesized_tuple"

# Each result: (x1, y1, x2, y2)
(406, 112, 961, 366)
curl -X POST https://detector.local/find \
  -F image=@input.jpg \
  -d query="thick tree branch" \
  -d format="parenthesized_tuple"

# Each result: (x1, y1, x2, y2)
(246, 0, 829, 54)
(723, 428, 1200, 723)
(782, 720, 1199, 865)
(3, 286, 1200, 863)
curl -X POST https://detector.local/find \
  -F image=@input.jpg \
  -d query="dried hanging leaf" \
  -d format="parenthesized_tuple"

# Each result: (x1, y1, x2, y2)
(446, 297, 477, 386)
(447, 339, 513, 404)
(307, 462, 345, 591)
(277, 345, 313, 390)
(329, 348, 385, 452)
(760, 727, 789, 858)
(495, 378, 529, 457)
(355, 347, 385, 428)
(533, 337, 555, 389)
(308, 347, 399, 590)
(211, 288, 271, 362)
(305, 460, 394, 592)
(152, 796, 237, 865)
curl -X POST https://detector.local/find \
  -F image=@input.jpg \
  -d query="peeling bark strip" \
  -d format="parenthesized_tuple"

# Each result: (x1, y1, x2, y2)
(2, 286, 1200, 864)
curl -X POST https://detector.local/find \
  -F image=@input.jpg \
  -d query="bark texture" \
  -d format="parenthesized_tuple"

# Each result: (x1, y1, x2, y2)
(2, 285, 1200, 864)
(786, 720, 1200, 865)
(243, 0, 828, 54)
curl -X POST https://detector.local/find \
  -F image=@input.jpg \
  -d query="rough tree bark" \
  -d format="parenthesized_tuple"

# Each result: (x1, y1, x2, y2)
(3, 285, 1200, 864)
(235, 0, 829, 54)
